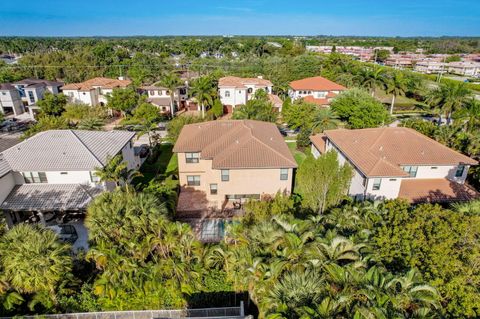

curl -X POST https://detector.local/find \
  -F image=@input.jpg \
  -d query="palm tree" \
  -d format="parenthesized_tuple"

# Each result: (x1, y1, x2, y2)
(77, 117, 105, 130)
(385, 71, 408, 115)
(358, 66, 387, 97)
(190, 76, 216, 118)
(160, 73, 182, 118)
(311, 109, 341, 133)
(454, 97, 480, 132)
(426, 81, 471, 125)
(0, 224, 73, 309)
(94, 154, 128, 187)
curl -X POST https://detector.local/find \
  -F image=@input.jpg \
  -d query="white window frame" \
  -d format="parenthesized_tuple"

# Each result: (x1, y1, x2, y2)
(372, 178, 382, 191)
(221, 169, 229, 182)
(187, 175, 200, 186)
(280, 168, 288, 180)
(186, 152, 200, 163)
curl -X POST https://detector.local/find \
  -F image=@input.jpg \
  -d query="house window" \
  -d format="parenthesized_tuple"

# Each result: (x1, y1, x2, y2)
(187, 175, 200, 186)
(247, 88, 253, 93)
(90, 171, 100, 183)
(23, 172, 48, 184)
(225, 91, 230, 97)
(402, 166, 418, 177)
(455, 165, 465, 177)
(186, 152, 200, 163)
(28, 91, 35, 103)
(221, 169, 229, 181)
(372, 178, 382, 190)
(210, 183, 218, 195)
(280, 168, 289, 180)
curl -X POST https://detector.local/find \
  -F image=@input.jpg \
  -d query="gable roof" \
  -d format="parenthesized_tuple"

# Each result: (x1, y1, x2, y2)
(0, 154, 11, 178)
(321, 127, 477, 178)
(1, 130, 135, 171)
(290, 76, 346, 91)
(0, 83, 16, 91)
(218, 76, 273, 89)
(62, 77, 131, 91)
(173, 120, 297, 169)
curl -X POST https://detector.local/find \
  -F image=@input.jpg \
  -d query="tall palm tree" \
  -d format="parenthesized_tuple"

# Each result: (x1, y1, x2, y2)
(359, 66, 387, 97)
(426, 81, 471, 125)
(311, 109, 341, 133)
(385, 72, 408, 115)
(454, 97, 480, 132)
(160, 73, 182, 118)
(190, 76, 216, 118)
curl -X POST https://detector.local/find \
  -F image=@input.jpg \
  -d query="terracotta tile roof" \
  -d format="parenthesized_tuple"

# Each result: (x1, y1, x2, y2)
(268, 94, 283, 108)
(310, 134, 327, 153)
(141, 85, 168, 90)
(173, 120, 297, 169)
(289, 76, 346, 91)
(323, 127, 477, 177)
(303, 95, 330, 106)
(399, 178, 479, 203)
(62, 77, 131, 91)
(218, 76, 273, 89)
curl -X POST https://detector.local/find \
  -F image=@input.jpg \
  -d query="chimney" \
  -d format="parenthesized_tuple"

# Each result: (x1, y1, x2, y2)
(257, 75, 263, 79)
(118, 76, 125, 81)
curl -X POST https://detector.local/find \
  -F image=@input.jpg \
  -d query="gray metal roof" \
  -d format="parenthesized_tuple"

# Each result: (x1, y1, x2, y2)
(148, 97, 172, 106)
(1, 130, 135, 171)
(13, 78, 63, 87)
(0, 184, 103, 212)
(0, 154, 11, 178)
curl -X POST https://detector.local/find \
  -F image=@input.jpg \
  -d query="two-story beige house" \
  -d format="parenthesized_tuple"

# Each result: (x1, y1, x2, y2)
(310, 127, 478, 203)
(173, 120, 297, 217)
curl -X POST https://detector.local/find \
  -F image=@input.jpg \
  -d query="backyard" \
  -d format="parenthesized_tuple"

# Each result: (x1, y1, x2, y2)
(134, 143, 178, 186)
(287, 141, 307, 165)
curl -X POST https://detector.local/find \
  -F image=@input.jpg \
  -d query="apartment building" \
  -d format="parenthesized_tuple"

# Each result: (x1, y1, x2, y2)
(0, 130, 138, 227)
(218, 76, 273, 113)
(62, 77, 131, 106)
(447, 62, 480, 77)
(173, 120, 297, 219)
(414, 61, 447, 74)
(288, 76, 346, 106)
(310, 127, 478, 203)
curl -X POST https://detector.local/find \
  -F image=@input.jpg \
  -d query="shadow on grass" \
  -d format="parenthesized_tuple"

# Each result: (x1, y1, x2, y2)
(133, 144, 178, 186)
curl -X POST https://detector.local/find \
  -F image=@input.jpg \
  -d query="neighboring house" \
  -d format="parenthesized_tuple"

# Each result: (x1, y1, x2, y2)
(414, 61, 447, 74)
(289, 76, 346, 107)
(447, 62, 480, 77)
(0, 83, 25, 116)
(268, 94, 283, 112)
(310, 127, 478, 203)
(62, 77, 131, 106)
(139, 85, 188, 114)
(218, 76, 273, 113)
(0, 130, 138, 228)
(173, 120, 297, 241)
(13, 78, 63, 106)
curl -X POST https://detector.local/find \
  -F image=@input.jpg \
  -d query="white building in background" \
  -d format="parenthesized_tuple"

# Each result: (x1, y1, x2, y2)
(62, 77, 131, 106)
(13, 78, 63, 106)
(310, 127, 478, 203)
(0, 84, 24, 116)
(414, 61, 447, 74)
(218, 76, 274, 113)
(0, 130, 140, 227)
(447, 62, 480, 77)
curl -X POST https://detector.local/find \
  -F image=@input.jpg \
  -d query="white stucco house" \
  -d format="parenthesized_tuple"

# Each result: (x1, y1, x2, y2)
(310, 127, 478, 203)
(62, 77, 131, 106)
(288, 76, 346, 107)
(0, 130, 139, 228)
(13, 78, 63, 106)
(0, 83, 25, 116)
(218, 76, 273, 113)
(139, 85, 188, 114)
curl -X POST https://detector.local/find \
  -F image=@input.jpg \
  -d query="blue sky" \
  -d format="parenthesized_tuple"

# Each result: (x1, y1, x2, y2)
(0, 0, 479, 36)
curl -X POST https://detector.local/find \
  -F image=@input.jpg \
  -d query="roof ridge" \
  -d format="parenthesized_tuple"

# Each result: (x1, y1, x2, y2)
(69, 130, 104, 168)
(242, 121, 297, 167)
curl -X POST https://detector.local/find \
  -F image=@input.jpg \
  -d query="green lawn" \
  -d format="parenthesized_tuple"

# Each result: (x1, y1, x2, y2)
(134, 144, 178, 186)
(287, 142, 307, 165)
(374, 89, 428, 111)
